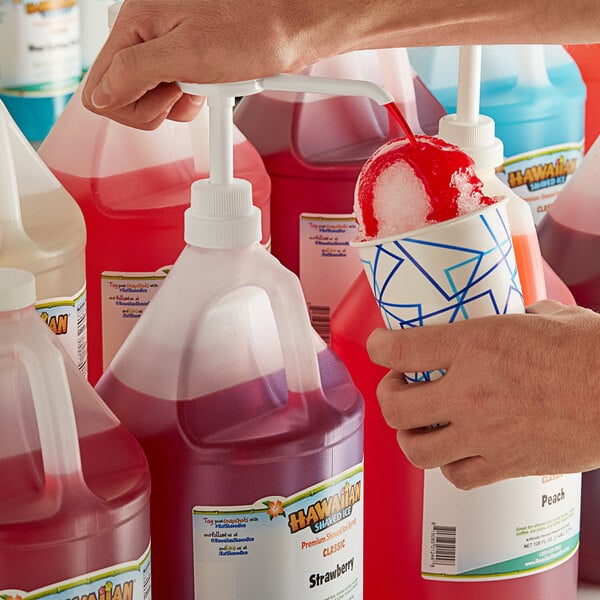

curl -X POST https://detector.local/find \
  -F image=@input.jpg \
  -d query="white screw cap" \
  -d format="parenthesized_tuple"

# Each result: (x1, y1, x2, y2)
(185, 178, 262, 248)
(438, 113, 504, 170)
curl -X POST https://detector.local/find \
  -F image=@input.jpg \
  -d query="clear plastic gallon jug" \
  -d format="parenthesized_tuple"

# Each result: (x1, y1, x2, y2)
(0, 100, 87, 373)
(0, 0, 81, 147)
(408, 45, 586, 225)
(538, 135, 600, 583)
(39, 86, 270, 384)
(97, 80, 366, 599)
(0, 267, 151, 596)
(565, 44, 600, 152)
(234, 48, 445, 341)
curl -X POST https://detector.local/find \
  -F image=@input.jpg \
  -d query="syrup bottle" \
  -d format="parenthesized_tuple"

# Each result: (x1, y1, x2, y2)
(538, 134, 600, 584)
(0, 267, 151, 596)
(97, 73, 396, 598)
(0, 100, 87, 373)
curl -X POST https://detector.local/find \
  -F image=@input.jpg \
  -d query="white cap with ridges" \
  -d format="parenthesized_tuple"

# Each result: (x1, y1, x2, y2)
(437, 45, 504, 170)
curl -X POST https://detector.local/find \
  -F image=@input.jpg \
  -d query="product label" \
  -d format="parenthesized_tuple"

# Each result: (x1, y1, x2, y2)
(422, 470, 580, 580)
(0, 544, 151, 599)
(299, 214, 361, 344)
(193, 464, 363, 599)
(36, 285, 87, 375)
(101, 268, 170, 370)
(0, 0, 81, 94)
(497, 143, 584, 226)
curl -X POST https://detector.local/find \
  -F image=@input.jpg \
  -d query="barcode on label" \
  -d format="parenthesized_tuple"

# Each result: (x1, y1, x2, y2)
(430, 524, 457, 567)
(308, 304, 331, 344)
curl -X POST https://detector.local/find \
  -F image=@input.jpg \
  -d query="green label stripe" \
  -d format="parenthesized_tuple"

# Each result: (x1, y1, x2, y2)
(25, 545, 150, 599)
(36, 288, 86, 310)
(423, 534, 579, 580)
(503, 143, 584, 167)
(193, 464, 364, 516)
(0, 78, 80, 96)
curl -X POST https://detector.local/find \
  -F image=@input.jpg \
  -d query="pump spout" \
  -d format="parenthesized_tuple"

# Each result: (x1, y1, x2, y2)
(178, 73, 394, 108)
(261, 73, 394, 106)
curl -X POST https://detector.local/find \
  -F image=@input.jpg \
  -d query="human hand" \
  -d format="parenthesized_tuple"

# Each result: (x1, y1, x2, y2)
(366, 300, 600, 489)
(81, 0, 361, 130)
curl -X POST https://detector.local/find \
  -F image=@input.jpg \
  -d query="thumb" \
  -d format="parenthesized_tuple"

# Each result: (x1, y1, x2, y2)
(82, 29, 203, 126)
(366, 325, 461, 374)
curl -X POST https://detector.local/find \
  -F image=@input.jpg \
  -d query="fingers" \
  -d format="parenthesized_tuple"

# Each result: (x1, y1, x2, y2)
(376, 371, 452, 430)
(397, 424, 478, 471)
(83, 28, 204, 128)
(441, 457, 500, 490)
(367, 325, 458, 373)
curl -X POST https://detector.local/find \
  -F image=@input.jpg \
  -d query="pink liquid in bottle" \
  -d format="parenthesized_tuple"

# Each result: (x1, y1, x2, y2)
(1, 428, 151, 590)
(39, 94, 270, 385)
(97, 350, 364, 599)
(539, 214, 600, 312)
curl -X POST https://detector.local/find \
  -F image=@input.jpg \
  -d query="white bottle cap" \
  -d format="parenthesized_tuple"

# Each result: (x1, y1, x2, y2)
(438, 113, 504, 170)
(185, 178, 262, 248)
(0, 268, 36, 311)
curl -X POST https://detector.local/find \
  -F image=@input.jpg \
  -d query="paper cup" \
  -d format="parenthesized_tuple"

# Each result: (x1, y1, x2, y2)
(352, 198, 524, 382)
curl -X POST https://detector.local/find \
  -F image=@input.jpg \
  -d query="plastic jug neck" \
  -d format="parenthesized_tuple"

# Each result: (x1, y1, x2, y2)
(437, 46, 504, 170)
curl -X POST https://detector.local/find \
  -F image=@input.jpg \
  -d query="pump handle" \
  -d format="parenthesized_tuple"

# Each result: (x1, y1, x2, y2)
(178, 73, 394, 106)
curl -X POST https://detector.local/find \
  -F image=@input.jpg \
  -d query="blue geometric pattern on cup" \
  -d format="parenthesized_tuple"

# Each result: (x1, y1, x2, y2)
(360, 208, 524, 383)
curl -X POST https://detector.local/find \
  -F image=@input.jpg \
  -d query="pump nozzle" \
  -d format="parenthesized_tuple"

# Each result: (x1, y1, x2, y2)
(178, 74, 394, 249)
(437, 45, 504, 170)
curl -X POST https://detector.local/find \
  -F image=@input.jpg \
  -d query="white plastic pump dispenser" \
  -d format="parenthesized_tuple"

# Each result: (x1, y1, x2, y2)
(179, 74, 394, 252)
(437, 45, 551, 306)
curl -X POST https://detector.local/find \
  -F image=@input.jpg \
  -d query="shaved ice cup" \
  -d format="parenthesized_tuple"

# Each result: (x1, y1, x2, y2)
(352, 197, 524, 382)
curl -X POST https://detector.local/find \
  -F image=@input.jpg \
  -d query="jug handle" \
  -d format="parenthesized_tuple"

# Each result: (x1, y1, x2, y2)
(251, 250, 323, 395)
(11, 335, 83, 480)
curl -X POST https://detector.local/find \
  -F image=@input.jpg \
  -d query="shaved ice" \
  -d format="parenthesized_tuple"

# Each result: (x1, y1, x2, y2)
(354, 135, 497, 240)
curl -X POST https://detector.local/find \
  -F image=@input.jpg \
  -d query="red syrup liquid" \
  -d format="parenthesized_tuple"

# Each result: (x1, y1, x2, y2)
(356, 134, 495, 239)
(51, 141, 270, 385)
(538, 214, 600, 312)
(96, 349, 364, 599)
(385, 101, 418, 146)
(0, 425, 150, 591)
